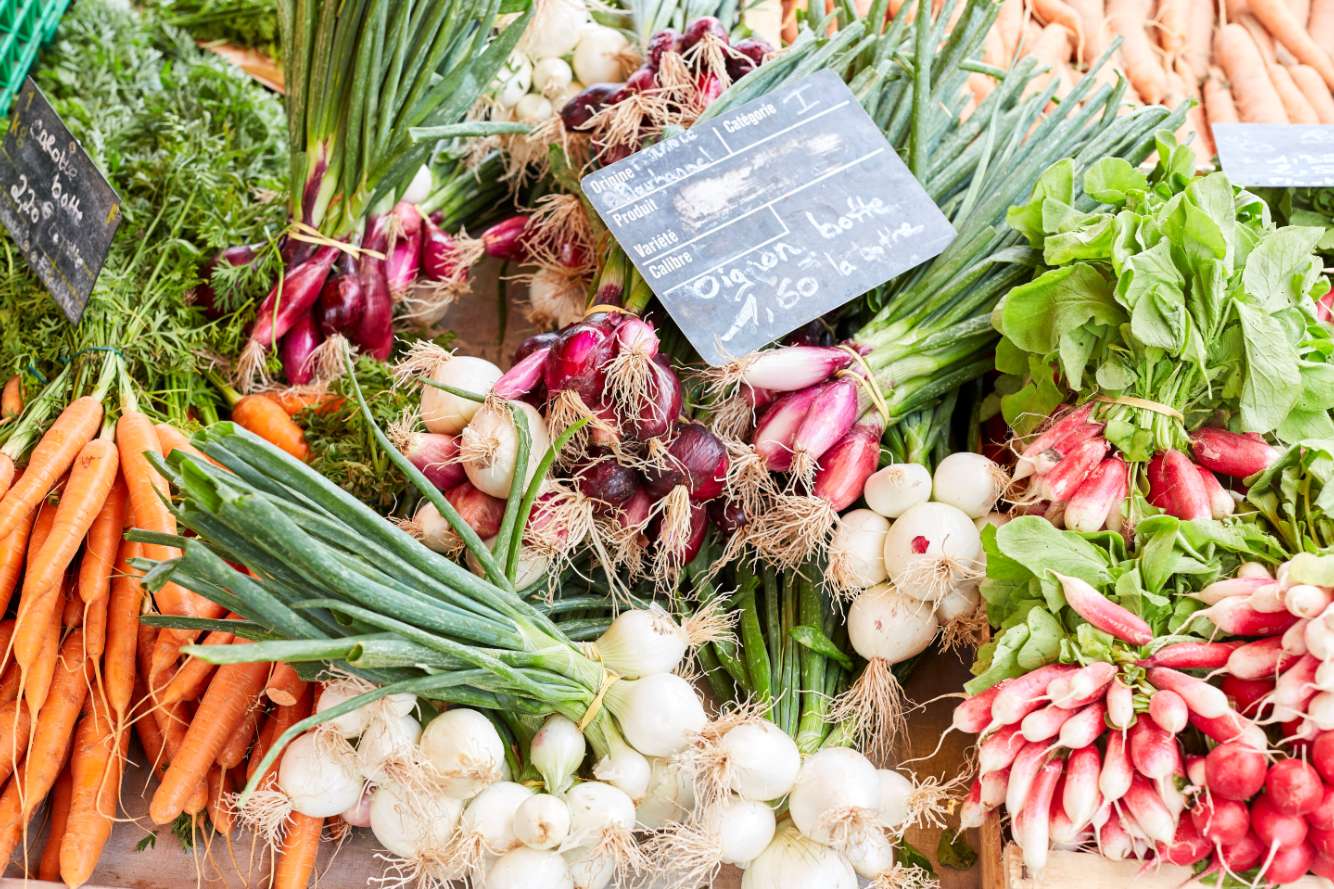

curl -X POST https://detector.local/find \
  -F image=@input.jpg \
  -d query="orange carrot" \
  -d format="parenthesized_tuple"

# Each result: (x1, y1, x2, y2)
(0, 655, 20, 707)
(1181, 0, 1214, 81)
(1270, 62, 1321, 121)
(78, 477, 127, 606)
(260, 389, 344, 418)
(1109, 0, 1168, 103)
(36, 764, 73, 881)
(0, 700, 31, 786)
(232, 395, 310, 462)
(159, 627, 233, 705)
(131, 675, 168, 776)
(997, 0, 1025, 58)
(83, 592, 110, 662)
(248, 687, 313, 786)
(1250, 0, 1334, 86)
(1155, 0, 1188, 63)
(23, 606, 62, 717)
(265, 663, 307, 708)
(25, 499, 56, 573)
(149, 656, 269, 824)
(1238, 13, 1279, 62)
(1289, 63, 1334, 120)
(272, 812, 323, 889)
(1216, 24, 1290, 121)
(103, 540, 143, 722)
(1205, 67, 1240, 125)
(217, 701, 262, 771)
(2, 631, 87, 837)
(1067, 0, 1107, 58)
(206, 766, 235, 836)
(60, 700, 124, 889)
(1022, 23, 1075, 99)
(0, 377, 20, 422)
(62, 582, 83, 628)
(153, 422, 221, 468)
(0, 507, 35, 620)
(1031, 0, 1087, 59)
(0, 396, 102, 533)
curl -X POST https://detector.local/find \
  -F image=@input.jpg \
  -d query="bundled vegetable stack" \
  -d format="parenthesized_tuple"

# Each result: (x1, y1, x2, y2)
(995, 138, 1333, 532)
(226, 0, 529, 386)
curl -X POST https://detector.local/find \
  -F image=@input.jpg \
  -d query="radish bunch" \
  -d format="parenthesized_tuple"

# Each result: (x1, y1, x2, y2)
(1009, 403, 1280, 532)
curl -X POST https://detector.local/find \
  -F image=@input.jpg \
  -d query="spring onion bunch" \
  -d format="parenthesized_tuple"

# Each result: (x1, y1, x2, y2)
(231, 0, 531, 386)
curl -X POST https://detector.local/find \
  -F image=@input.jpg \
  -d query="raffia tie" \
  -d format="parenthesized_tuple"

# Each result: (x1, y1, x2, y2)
(287, 222, 386, 260)
(1094, 394, 1184, 421)
(837, 345, 891, 422)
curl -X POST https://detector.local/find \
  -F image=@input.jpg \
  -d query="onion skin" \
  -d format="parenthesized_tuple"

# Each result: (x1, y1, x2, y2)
(681, 15, 727, 51)
(248, 245, 339, 350)
(494, 346, 551, 400)
(446, 482, 506, 539)
(514, 331, 559, 364)
(579, 459, 641, 507)
(753, 387, 821, 472)
(482, 215, 530, 261)
(406, 432, 465, 492)
(622, 355, 683, 441)
(646, 29, 681, 69)
(559, 83, 619, 130)
(281, 312, 321, 386)
(421, 214, 465, 282)
(813, 421, 882, 510)
(353, 218, 393, 360)
(386, 202, 423, 295)
(545, 323, 612, 393)
(315, 260, 365, 337)
(644, 423, 729, 502)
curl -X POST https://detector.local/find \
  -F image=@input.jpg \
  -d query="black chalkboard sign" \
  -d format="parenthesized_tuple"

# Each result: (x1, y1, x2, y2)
(1214, 123, 1334, 187)
(581, 70, 956, 366)
(0, 78, 122, 324)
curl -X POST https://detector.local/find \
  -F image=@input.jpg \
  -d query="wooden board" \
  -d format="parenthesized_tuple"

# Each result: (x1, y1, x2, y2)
(996, 846, 1333, 889)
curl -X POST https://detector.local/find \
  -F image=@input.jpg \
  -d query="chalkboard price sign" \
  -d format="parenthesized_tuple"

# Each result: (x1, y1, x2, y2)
(1214, 123, 1334, 187)
(581, 70, 956, 366)
(0, 78, 122, 324)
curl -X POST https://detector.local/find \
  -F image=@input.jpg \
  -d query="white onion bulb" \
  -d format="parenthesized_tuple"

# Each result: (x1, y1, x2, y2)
(278, 732, 364, 818)
(419, 708, 507, 799)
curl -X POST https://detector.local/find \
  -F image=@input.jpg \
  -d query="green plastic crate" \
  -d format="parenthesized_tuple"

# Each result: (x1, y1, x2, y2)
(1, 0, 72, 114)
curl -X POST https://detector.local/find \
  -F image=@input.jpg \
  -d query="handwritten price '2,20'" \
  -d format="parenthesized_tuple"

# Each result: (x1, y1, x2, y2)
(9, 174, 53, 226)
(683, 241, 821, 344)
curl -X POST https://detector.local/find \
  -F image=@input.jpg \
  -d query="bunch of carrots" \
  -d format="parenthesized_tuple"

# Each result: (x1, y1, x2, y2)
(784, 0, 1334, 156)
(0, 361, 329, 888)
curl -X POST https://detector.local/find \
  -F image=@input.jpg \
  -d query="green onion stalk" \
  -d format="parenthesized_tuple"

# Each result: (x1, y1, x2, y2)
(134, 352, 713, 812)
(232, 0, 532, 386)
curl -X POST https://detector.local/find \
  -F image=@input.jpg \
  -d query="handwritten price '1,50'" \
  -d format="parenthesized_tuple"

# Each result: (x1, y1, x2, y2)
(682, 241, 820, 343)
(8, 174, 53, 226)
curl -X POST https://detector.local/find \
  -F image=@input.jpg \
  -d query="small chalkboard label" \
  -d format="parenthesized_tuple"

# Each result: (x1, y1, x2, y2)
(0, 78, 122, 324)
(1214, 124, 1334, 187)
(581, 70, 956, 366)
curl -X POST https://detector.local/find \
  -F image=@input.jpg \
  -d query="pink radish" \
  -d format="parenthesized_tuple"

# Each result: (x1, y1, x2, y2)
(1097, 811, 1132, 860)
(1309, 788, 1334, 831)
(1267, 654, 1320, 721)
(1099, 732, 1133, 804)
(1185, 754, 1206, 787)
(1191, 427, 1280, 478)
(1063, 456, 1128, 532)
(1251, 792, 1309, 856)
(1227, 636, 1300, 681)
(1249, 581, 1287, 613)
(960, 781, 984, 829)
(1315, 732, 1334, 783)
(952, 683, 1004, 733)
(1049, 805, 1079, 846)
(980, 767, 1008, 808)
(1158, 817, 1212, 866)
(1314, 826, 1334, 857)
(1222, 674, 1276, 716)
(1315, 850, 1334, 879)
(1188, 596, 1299, 637)
(1189, 711, 1268, 750)
(1015, 758, 1063, 873)
(1148, 689, 1188, 733)
(1012, 403, 1097, 481)
(1309, 691, 1334, 730)
(1285, 584, 1332, 619)
(1317, 658, 1334, 691)
(1308, 610, 1334, 659)
(1146, 667, 1229, 719)
(1048, 662, 1116, 708)
(1190, 796, 1249, 844)
(1206, 741, 1269, 800)
(1129, 718, 1179, 780)
(1142, 640, 1239, 670)
(1057, 700, 1108, 749)
(1196, 466, 1235, 518)
(1283, 618, 1310, 654)
(1021, 703, 1075, 743)
(1123, 774, 1175, 844)
(1216, 830, 1266, 873)
(1192, 576, 1269, 605)
(1052, 573, 1152, 645)
(1106, 677, 1134, 729)
(1063, 745, 1103, 829)
(1153, 449, 1211, 521)
(992, 664, 1077, 725)
(1266, 758, 1323, 815)
(1263, 842, 1314, 884)
(1038, 437, 1109, 502)
(979, 724, 1027, 774)
(1240, 562, 1274, 579)
(1006, 742, 1052, 815)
